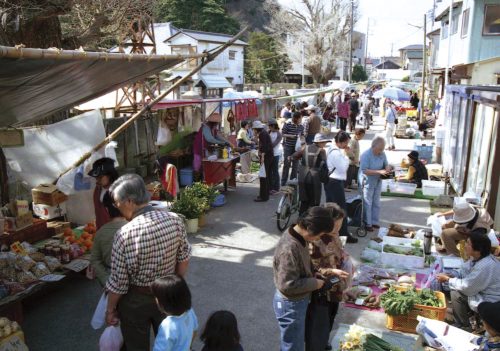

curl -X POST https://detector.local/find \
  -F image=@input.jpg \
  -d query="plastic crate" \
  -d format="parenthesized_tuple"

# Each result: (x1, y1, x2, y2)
(389, 182, 417, 195)
(386, 288, 447, 334)
(381, 236, 425, 269)
(422, 180, 445, 197)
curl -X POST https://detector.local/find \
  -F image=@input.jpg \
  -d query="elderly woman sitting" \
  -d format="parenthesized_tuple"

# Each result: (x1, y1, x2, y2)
(438, 202, 494, 257)
(359, 136, 393, 232)
(437, 231, 500, 331)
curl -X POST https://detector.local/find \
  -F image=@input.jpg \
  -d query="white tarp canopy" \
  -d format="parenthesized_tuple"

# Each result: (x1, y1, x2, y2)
(4, 110, 112, 188)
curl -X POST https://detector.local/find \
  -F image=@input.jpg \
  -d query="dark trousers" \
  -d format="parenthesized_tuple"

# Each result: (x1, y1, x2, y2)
(305, 297, 339, 351)
(349, 111, 358, 131)
(118, 290, 164, 351)
(451, 290, 471, 328)
(346, 165, 359, 187)
(324, 179, 348, 236)
(306, 134, 315, 145)
(281, 146, 298, 186)
(259, 156, 273, 201)
(270, 155, 281, 191)
(338, 118, 347, 131)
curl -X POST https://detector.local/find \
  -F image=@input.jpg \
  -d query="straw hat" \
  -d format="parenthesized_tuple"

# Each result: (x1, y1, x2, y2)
(252, 120, 265, 129)
(207, 113, 222, 123)
(313, 133, 331, 143)
(453, 202, 476, 224)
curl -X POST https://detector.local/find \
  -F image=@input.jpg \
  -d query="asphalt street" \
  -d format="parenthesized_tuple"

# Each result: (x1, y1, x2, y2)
(21, 112, 434, 350)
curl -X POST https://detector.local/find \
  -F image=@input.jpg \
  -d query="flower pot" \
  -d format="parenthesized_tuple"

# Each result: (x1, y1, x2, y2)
(198, 213, 207, 227)
(185, 218, 199, 234)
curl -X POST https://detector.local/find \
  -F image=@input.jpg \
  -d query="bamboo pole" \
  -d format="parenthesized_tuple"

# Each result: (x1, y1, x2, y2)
(55, 26, 249, 182)
(0, 45, 206, 62)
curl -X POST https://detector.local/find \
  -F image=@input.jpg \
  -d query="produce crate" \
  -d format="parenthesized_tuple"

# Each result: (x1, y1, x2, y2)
(386, 287, 447, 334)
(422, 180, 445, 197)
(31, 184, 68, 206)
(381, 236, 425, 269)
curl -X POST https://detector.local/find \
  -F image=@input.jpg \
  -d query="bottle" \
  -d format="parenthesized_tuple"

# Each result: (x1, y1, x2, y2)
(222, 147, 228, 159)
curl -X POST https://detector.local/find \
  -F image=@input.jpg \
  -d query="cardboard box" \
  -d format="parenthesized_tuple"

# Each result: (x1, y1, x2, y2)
(32, 184, 68, 206)
(4, 212, 33, 232)
(47, 221, 71, 234)
(33, 202, 67, 220)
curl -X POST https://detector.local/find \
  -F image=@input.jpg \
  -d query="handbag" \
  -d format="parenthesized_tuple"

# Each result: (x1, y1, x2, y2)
(258, 163, 266, 178)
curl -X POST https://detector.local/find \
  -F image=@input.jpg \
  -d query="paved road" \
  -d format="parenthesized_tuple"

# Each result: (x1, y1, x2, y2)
(21, 112, 434, 350)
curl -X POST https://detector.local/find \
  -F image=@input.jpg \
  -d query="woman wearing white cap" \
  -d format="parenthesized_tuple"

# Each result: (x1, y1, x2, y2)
(438, 202, 493, 257)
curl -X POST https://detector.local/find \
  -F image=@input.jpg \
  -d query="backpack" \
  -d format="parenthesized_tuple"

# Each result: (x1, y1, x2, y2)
(318, 148, 336, 184)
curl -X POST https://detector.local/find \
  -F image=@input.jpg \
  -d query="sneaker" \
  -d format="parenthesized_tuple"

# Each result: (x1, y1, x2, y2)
(345, 235, 358, 244)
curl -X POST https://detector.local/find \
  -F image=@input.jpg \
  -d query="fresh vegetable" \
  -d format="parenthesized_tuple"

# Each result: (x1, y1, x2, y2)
(380, 287, 443, 316)
(383, 244, 423, 257)
(363, 334, 404, 351)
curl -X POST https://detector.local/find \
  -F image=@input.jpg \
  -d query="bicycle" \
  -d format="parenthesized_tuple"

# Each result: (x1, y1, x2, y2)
(276, 179, 299, 232)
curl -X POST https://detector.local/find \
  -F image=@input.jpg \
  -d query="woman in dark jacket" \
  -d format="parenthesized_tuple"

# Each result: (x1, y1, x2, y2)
(88, 157, 118, 230)
(273, 207, 334, 351)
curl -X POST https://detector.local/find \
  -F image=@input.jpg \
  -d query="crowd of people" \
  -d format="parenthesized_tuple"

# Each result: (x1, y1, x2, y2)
(84, 85, 499, 351)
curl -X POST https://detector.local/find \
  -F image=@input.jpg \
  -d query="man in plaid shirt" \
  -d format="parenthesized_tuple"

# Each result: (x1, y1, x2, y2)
(104, 174, 192, 351)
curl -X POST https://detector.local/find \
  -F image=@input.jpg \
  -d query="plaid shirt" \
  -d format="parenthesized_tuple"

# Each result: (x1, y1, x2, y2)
(106, 209, 192, 294)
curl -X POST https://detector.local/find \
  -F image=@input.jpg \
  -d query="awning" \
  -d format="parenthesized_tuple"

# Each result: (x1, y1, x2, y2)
(274, 87, 339, 100)
(194, 75, 233, 89)
(0, 46, 202, 127)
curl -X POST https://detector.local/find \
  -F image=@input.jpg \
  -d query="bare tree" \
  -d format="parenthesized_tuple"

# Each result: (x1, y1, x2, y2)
(0, 0, 154, 50)
(265, 0, 359, 83)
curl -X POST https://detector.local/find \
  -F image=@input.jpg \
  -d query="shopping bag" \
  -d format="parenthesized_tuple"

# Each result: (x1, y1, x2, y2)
(488, 229, 499, 247)
(99, 326, 123, 351)
(91, 293, 108, 330)
(155, 121, 172, 146)
(258, 164, 266, 178)
(426, 214, 447, 236)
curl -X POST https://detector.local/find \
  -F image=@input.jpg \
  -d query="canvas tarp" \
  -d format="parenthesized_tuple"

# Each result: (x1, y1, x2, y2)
(0, 46, 187, 127)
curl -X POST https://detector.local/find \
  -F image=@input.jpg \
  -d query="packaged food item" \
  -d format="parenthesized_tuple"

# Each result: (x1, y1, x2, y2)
(15, 255, 36, 271)
(0, 267, 17, 281)
(29, 252, 46, 262)
(16, 270, 37, 284)
(44, 256, 62, 272)
(4, 281, 25, 294)
(20, 241, 37, 254)
(31, 262, 50, 278)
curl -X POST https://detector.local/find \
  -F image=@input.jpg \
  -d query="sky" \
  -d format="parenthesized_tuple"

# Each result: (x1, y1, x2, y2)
(277, 0, 435, 58)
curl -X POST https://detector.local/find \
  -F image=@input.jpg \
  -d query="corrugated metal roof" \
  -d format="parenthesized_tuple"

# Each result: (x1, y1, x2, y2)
(400, 44, 424, 51)
(194, 75, 233, 89)
(165, 29, 247, 46)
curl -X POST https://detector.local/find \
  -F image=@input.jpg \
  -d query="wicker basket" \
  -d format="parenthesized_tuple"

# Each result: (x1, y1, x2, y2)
(385, 288, 447, 334)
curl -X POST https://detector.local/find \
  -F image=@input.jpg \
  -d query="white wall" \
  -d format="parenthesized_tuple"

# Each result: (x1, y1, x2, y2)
(469, 59, 500, 85)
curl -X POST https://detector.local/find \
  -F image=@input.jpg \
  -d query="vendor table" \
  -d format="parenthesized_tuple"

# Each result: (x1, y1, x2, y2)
(203, 152, 248, 191)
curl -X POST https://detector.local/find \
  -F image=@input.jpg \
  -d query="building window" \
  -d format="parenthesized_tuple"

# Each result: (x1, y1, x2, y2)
(442, 21, 449, 39)
(229, 50, 237, 60)
(171, 45, 198, 68)
(461, 8, 470, 38)
(483, 4, 500, 35)
(451, 12, 459, 35)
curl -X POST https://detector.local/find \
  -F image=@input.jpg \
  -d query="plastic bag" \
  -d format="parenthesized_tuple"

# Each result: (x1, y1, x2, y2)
(360, 248, 380, 263)
(99, 326, 123, 351)
(488, 229, 499, 248)
(426, 214, 447, 236)
(156, 122, 172, 146)
(295, 136, 303, 152)
(91, 293, 108, 330)
(258, 164, 266, 178)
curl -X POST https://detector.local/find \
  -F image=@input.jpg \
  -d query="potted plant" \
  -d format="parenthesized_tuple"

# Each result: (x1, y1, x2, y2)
(170, 193, 204, 234)
(182, 183, 219, 227)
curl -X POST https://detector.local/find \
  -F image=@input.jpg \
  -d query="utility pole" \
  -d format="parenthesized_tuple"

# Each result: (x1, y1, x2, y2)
(301, 41, 305, 88)
(420, 14, 427, 124)
(444, 0, 453, 90)
(364, 18, 370, 70)
(348, 0, 354, 83)
(390, 43, 394, 57)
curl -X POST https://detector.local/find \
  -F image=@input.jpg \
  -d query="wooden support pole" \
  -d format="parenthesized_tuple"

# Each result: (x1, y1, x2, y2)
(55, 26, 248, 183)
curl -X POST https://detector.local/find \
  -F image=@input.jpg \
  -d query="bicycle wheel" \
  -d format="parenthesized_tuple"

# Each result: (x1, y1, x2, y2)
(356, 226, 367, 237)
(276, 194, 292, 232)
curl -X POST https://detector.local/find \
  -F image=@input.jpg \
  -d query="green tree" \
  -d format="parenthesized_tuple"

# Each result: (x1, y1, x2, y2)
(154, 0, 240, 35)
(352, 64, 368, 82)
(244, 31, 291, 83)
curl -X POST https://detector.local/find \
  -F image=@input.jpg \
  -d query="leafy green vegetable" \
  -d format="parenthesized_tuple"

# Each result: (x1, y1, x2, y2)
(363, 334, 404, 351)
(383, 244, 424, 257)
(380, 287, 443, 316)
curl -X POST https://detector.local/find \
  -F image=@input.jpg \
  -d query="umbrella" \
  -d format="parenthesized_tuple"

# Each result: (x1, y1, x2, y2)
(329, 80, 350, 91)
(373, 87, 410, 101)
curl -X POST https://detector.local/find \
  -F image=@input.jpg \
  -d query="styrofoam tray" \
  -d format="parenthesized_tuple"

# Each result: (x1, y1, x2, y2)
(381, 236, 425, 269)
(422, 180, 445, 197)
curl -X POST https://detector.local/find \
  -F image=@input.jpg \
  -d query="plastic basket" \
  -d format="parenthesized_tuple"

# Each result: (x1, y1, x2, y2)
(385, 288, 447, 334)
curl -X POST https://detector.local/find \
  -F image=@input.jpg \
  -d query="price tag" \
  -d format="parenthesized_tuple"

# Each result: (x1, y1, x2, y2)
(64, 259, 90, 272)
(39, 274, 65, 282)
